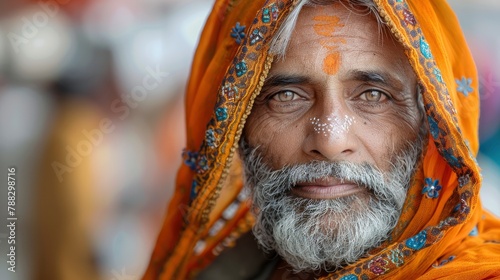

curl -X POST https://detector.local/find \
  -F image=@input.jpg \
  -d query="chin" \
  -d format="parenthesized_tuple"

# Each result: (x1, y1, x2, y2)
(312, 191, 376, 232)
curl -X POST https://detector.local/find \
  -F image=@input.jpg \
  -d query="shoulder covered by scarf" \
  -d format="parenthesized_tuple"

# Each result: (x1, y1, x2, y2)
(143, 0, 500, 279)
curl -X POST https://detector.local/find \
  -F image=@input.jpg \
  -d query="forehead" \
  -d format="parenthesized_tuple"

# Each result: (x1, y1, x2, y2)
(274, 4, 413, 79)
(292, 4, 386, 49)
(297, 4, 377, 32)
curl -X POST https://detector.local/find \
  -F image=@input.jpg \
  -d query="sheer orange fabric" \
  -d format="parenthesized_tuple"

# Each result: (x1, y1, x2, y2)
(143, 0, 500, 279)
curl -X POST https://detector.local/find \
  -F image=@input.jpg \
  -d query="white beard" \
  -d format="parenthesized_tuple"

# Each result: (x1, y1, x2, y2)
(240, 138, 423, 272)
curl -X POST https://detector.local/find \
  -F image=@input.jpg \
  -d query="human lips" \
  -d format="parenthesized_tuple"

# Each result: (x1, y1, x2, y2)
(291, 177, 364, 199)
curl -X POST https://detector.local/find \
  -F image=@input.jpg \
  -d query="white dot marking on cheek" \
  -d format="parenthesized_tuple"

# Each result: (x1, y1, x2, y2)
(309, 115, 356, 137)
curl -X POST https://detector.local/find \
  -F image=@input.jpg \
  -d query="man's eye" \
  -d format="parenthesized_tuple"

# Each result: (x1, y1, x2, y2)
(271, 91, 299, 102)
(359, 90, 388, 102)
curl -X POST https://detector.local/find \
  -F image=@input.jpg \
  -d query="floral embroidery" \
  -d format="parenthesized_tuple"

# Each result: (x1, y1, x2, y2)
(433, 68, 444, 83)
(222, 82, 239, 100)
(230, 22, 246, 44)
(438, 217, 458, 229)
(216, 107, 228, 121)
(442, 148, 462, 168)
(422, 178, 442, 199)
(182, 149, 199, 171)
(340, 275, 358, 280)
(206, 129, 217, 148)
(459, 198, 470, 214)
(262, 7, 271, 23)
(403, 9, 416, 26)
(433, 255, 456, 268)
(271, 3, 279, 20)
(406, 230, 427, 250)
(196, 155, 209, 173)
(368, 257, 389, 275)
(427, 115, 440, 139)
(390, 248, 405, 267)
(235, 60, 248, 77)
(458, 174, 470, 188)
(419, 37, 432, 59)
(249, 28, 264, 45)
(456, 77, 473, 96)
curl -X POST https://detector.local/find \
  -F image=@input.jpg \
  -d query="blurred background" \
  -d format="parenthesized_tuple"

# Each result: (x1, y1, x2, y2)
(0, 0, 498, 279)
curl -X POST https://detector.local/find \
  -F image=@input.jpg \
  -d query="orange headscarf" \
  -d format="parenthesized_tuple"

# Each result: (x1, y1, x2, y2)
(143, 0, 500, 279)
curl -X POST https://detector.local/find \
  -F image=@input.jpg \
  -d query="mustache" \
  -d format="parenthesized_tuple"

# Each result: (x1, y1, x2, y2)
(245, 154, 384, 191)
(243, 145, 390, 188)
(239, 137, 423, 206)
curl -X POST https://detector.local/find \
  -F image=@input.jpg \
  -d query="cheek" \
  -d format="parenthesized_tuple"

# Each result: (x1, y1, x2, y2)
(244, 108, 304, 167)
(245, 113, 277, 147)
(390, 99, 423, 139)
(358, 102, 422, 170)
(370, 95, 422, 138)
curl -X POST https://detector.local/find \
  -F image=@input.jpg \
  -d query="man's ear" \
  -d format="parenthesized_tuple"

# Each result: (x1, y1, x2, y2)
(237, 135, 248, 159)
(416, 83, 426, 122)
(416, 83, 430, 144)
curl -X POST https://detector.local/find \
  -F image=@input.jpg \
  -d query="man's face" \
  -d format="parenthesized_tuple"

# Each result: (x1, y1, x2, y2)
(241, 4, 424, 272)
(245, 3, 421, 185)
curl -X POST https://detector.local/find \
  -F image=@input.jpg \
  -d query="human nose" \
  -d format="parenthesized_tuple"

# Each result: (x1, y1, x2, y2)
(302, 110, 357, 161)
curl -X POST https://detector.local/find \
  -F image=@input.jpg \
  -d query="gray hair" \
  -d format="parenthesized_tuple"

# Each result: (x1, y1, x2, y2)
(269, 0, 386, 59)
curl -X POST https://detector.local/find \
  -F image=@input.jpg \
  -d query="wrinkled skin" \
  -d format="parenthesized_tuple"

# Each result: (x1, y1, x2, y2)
(245, 4, 422, 200)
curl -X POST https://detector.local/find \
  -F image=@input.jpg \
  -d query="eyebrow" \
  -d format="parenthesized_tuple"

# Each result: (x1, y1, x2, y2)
(348, 70, 404, 89)
(262, 74, 311, 90)
(261, 70, 406, 94)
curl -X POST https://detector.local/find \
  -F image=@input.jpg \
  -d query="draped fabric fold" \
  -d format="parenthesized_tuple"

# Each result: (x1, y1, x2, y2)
(143, 0, 500, 279)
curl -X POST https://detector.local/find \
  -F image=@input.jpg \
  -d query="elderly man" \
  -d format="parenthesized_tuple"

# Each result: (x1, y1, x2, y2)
(143, 0, 500, 279)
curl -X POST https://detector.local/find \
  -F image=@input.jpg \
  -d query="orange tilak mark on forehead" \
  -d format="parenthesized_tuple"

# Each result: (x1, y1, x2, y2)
(313, 15, 344, 36)
(312, 14, 345, 75)
(323, 52, 341, 75)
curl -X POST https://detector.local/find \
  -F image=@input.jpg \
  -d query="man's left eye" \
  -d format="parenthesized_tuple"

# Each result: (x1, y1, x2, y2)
(271, 90, 300, 102)
(359, 90, 388, 102)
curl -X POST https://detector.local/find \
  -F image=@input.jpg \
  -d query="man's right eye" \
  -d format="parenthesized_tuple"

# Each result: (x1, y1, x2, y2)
(271, 90, 300, 102)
